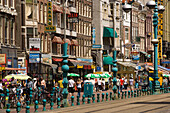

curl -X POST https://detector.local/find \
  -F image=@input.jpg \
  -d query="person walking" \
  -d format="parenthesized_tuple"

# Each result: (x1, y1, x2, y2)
(102, 78, 105, 91)
(120, 77, 124, 92)
(129, 77, 134, 91)
(77, 78, 81, 97)
(116, 76, 120, 93)
(98, 78, 102, 91)
(68, 77, 75, 96)
(124, 77, 128, 90)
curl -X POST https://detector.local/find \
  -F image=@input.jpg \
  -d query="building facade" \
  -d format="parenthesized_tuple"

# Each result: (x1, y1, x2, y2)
(0, 0, 18, 68)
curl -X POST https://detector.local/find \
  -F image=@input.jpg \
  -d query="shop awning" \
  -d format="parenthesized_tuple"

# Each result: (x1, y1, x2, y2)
(52, 36, 63, 44)
(71, 39, 78, 46)
(103, 56, 113, 65)
(52, 58, 63, 62)
(103, 27, 118, 38)
(69, 59, 92, 68)
(42, 62, 58, 74)
(63, 39, 71, 45)
(53, 4, 62, 13)
(5, 68, 26, 71)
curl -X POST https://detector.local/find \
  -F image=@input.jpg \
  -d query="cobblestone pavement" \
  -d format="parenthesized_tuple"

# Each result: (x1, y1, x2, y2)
(38, 93, 170, 113)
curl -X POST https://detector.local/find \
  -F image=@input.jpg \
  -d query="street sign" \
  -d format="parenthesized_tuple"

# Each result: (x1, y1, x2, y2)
(29, 38, 41, 53)
(92, 28, 96, 44)
(92, 45, 102, 48)
(44, 26, 56, 32)
(97, 67, 101, 71)
(0, 54, 6, 64)
(29, 53, 40, 63)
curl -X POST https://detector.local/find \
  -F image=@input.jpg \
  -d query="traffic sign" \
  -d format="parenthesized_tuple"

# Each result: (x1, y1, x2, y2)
(97, 67, 101, 71)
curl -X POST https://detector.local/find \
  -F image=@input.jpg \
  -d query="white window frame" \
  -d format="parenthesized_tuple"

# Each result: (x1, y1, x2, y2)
(0, 0, 3, 6)
(4, 0, 9, 7)
(40, 4, 43, 23)
(44, 5, 47, 24)
(11, 0, 14, 9)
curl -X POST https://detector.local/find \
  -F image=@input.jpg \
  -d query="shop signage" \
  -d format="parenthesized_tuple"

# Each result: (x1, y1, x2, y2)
(91, 65, 95, 69)
(92, 45, 102, 48)
(132, 55, 139, 61)
(7, 58, 12, 68)
(94, 72, 103, 74)
(29, 38, 41, 53)
(42, 54, 52, 64)
(92, 28, 96, 44)
(0, 54, 6, 64)
(77, 64, 83, 68)
(158, 37, 162, 59)
(45, 2, 56, 32)
(29, 53, 40, 63)
(68, 13, 79, 23)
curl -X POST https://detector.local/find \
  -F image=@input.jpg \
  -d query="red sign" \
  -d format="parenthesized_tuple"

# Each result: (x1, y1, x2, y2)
(68, 13, 79, 18)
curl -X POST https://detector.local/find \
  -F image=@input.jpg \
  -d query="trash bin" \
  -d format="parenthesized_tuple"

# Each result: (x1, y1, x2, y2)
(84, 82, 93, 97)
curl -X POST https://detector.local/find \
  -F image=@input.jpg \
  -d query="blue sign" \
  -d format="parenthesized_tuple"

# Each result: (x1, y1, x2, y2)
(92, 28, 96, 44)
(92, 45, 102, 48)
(77, 58, 93, 63)
(29, 53, 40, 63)
(97, 67, 101, 71)
(132, 55, 139, 60)
(7, 57, 12, 68)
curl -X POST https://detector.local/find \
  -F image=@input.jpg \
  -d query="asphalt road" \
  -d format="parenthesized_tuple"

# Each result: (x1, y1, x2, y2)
(40, 93, 170, 113)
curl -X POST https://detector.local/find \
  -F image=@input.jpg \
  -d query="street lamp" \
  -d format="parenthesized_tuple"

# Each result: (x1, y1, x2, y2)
(146, 0, 165, 94)
(62, 0, 69, 107)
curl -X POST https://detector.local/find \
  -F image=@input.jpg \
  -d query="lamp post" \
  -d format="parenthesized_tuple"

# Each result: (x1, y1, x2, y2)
(62, 0, 69, 107)
(146, 0, 165, 94)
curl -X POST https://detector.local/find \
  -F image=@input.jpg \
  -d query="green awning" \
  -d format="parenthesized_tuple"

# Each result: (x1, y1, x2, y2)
(103, 27, 118, 38)
(103, 56, 113, 65)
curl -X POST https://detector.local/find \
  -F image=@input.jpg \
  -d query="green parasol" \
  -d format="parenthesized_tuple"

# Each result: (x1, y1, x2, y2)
(68, 73, 80, 77)
(163, 74, 170, 77)
(85, 74, 101, 78)
(101, 73, 112, 78)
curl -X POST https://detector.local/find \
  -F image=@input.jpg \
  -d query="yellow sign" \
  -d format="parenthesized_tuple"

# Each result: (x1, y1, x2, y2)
(0, 54, 6, 64)
(91, 65, 95, 69)
(158, 37, 162, 59)
(77, 64, 83, 69)
(158, 30, 163, 35)
(0, 67, 5, 71)
(94, 72, 103, 74)
(44, 26, 56, 32)
(158, 25, 163, 30)
(45, 2, 56, 32)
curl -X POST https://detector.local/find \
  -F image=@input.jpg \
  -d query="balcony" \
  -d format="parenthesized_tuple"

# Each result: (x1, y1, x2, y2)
(69, 7, 76, 13)
(56, 26, 62, 34)
(61, 29, 71, 35)
(70, 31, 77, 37)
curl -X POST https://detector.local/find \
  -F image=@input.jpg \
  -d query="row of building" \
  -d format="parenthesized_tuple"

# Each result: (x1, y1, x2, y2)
(0, 0, 170, 81)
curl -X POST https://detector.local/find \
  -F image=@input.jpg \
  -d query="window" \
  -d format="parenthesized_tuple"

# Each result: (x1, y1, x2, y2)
(0, 17, 2, 43)
(27, 28, 33, 49)
(5, 0, 8, 6)
(40, 4, 43, 23)
(84, 23, 86, 35)
(11, 0, 14, 8)
(26, 4, 33, 20)
(89, 24, 91, 36)
(11, 19, 14, 45)
(81, 3, 83, 15)
(5, 18, 8, 44)
(0, 0, 2, 5)
(44, 5, 47, 24)
(89, 7, 91, 18)
(125, 28, 129, 40)
(34, 4, 38, 20)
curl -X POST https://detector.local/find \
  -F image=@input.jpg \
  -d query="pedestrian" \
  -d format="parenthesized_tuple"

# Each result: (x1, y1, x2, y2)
(40, 77, 46, 93)
(98, 78, 102, 91)
(116, 76, 120, 93)
(77, 78, 81, 97)
(0, 80, 3, 93)
(135, 78, 139, 89)
(129, 77, 134, 91)
(120, 77, 124, 92)
(68, 77, 75, 96)
(58, 77, 64, 98)
(163, 77, 168, 88)
(102, 78, 105, 91)
(124, 77, 128, 90)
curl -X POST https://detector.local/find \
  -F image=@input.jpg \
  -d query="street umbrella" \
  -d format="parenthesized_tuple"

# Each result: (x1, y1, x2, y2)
(163, 74, 170, 77)
(67, 73, 80, 77)
(85, 74, 101, 78)
(101, 73, 112, 78)
(4, 74, 31, 80)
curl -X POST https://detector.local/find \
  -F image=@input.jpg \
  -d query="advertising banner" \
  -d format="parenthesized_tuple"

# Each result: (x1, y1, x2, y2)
(42, 54, 52, 64)
(0, 54, 6, 64)
(29, 53, 40, 63)
(29, 38, 41, 53)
